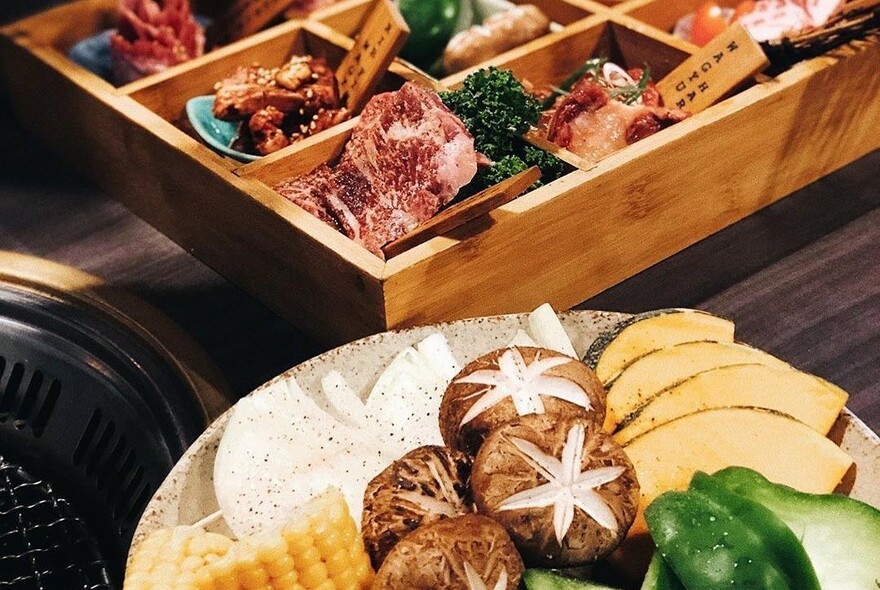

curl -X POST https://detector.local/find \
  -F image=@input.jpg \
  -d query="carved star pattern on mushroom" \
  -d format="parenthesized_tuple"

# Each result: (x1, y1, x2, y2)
(455, 348, 592, 426)
(463, 561, 508, 590)
(497, 423, 626, 545)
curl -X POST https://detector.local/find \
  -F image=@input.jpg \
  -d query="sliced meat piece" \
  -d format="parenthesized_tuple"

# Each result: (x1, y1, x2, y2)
(273, 82, 480, 258)
(110, 0, 205, 84)
(626, 107, 690, 143)
(248, 106, 290, 155)
(543, 76, 689, 164)
(274, 165, 341, 231)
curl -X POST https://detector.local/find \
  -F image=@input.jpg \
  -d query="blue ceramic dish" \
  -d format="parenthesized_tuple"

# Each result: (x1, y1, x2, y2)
(185, 96, 259, 162)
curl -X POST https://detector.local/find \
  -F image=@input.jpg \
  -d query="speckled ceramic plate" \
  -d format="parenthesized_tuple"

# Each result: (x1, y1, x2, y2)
(131, 310, 880, 557)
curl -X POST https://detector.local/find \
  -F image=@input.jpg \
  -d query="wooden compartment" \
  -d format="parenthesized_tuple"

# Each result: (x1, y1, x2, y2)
(314, 0, 604, 78)
(442, 17, 694, 168)
(1, 0, 878, 346)
(124, 19, 422, 161)
(621, 0, 748, 34)
(316, 0, 602, 38)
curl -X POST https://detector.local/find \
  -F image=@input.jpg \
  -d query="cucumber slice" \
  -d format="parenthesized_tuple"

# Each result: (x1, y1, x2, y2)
(522, 569, 622, 590)
(640, 553, 686, 590)
(710, 466, 880, 590)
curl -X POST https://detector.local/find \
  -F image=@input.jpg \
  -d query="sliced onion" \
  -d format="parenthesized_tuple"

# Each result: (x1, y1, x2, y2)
(602, 62, 636, 87)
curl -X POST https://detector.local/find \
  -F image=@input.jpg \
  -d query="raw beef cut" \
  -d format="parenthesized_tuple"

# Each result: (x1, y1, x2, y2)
(274, 82, 480, 258)
(110, 0, 205, 84)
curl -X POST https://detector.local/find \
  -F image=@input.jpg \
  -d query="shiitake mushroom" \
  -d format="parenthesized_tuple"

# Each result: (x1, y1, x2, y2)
(470, 414, 639, 567)
(362, 445, 473, 568)
(440, 347, 605, 455)
(373, 514, 525, 589)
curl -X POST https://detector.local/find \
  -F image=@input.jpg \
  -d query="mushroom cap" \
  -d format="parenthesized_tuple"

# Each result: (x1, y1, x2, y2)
(439, 347, 605, 455)
(373, 514, 524, 590)
(471, 414, 639, 567)
(362, 445, 473, 568)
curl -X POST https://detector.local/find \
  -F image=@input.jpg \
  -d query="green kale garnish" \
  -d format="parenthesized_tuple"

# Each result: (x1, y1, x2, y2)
(477, 154, 530, 188)
(440, 67, 570, 191)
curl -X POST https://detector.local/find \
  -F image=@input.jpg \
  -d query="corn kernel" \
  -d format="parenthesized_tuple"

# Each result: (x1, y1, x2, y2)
(124, 488, 373, 590)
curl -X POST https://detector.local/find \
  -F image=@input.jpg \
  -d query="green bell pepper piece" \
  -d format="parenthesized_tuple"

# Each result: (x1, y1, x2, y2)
(397, 0, 460, 70)
(645, 472, 821, 589)
(709, 466, 880, 590)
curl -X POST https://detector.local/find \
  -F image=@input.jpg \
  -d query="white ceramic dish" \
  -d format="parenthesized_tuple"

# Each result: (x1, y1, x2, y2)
(131, 310, 880, 559)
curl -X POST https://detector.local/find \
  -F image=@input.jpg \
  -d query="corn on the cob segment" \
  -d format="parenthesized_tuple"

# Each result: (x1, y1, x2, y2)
(125, 488, 373, 590)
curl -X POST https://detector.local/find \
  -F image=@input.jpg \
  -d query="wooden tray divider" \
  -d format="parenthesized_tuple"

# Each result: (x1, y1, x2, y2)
(1, 0, 117, 49)
(623, 0, 746, 33)
(561, 0, 617, 15)
(119, 18, 311, 97)
(607, 0, 654, 14)
(382, 166, 542, 258)
(532, 0, 605, 24)
(440, 13, 611, 88)
(236, 117, 357, 183)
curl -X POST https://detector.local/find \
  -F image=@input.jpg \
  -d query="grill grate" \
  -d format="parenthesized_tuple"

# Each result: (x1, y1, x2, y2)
(0, 255, 228, 588)
(0, 455, 112, 590)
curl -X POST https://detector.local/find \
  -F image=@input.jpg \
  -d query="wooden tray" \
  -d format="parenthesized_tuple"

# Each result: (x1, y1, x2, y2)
(1, 0, 878, 345)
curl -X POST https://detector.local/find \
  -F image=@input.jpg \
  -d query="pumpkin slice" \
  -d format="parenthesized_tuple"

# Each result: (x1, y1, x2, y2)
(616, 407, 853, 574)
(604, 341, 792, 432)
(613, 364, 849, 444)
(583, 309, 735, 384)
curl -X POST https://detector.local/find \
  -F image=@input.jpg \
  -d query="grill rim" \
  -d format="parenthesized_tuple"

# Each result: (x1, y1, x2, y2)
(0, 251, 231, 423)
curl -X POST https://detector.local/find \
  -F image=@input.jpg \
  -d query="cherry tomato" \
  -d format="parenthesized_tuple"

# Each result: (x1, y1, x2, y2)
(733, 0, 757, 20)
(691, 1, 728, 47)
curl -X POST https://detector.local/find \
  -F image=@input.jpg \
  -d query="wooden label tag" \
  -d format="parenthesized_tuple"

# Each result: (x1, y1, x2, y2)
(657, 23, 769, 114)
(335, 0, 409, 114)
(210, 0, 296, 44)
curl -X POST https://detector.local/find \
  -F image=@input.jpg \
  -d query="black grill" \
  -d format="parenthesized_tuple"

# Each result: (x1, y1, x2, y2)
(0, 263, 224, 588)
(0, 456, 112, 590)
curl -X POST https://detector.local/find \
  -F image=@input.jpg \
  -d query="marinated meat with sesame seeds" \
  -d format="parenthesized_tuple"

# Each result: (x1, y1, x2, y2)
(211, 55, 348, 155)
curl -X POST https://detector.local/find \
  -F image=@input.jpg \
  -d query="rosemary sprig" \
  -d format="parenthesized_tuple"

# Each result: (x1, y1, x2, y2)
(608, 65, 651, 105)
(541, 57, 606, 109)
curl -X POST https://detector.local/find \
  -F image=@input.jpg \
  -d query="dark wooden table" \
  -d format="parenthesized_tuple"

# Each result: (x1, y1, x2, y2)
(1, 76, 877, 434)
